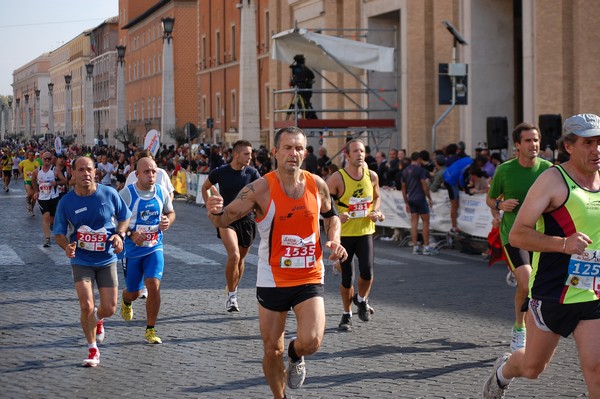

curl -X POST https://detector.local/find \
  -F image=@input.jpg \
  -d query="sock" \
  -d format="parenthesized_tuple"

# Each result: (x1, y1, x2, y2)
(513, 323, 526, 331)
(146, 325, 155, 330)
(93, 308, 102, 323)
(88, 343, 98, 350)
(343, 311, 352, 317)
(496, 363, 513, 387)
(228, 291, 237, 298)
(288, 339, 301, 363)
(357, 294, 365, 303)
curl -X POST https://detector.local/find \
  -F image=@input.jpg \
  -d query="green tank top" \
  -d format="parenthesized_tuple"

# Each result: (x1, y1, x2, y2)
(531, 165, 600, 304)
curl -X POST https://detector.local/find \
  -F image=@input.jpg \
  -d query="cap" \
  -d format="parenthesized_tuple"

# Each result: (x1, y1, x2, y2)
(35, 152, 40, 156)
(435, 154, 446, 166)
(563, 114, 600, 137)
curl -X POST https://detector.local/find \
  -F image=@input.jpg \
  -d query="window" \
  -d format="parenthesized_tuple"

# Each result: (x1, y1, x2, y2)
(141, 99, 145, 121)
(230, 25, 236, 61)
(265, 84, 271, 119)
(147, 98, 150, 120)
(215, 93, 221, 121)
(216, 31, 221, 65)
(230, 90, 237, 121)
(202, 96, 207, 122)
(264, 11, 270, 51)
(201, 36, 206, 68)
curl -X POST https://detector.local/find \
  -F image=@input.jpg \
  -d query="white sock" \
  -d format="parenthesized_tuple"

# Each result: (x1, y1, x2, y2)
(343, 311, 352, 317)
(496, 363, 513, 387)
(228, 291, 237, 298)
(88, 343, 98, 350)
(357, 294, 366, 303)
(93, 308, 101, 323)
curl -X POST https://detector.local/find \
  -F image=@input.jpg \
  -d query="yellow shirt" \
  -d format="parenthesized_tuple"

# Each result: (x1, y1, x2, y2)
(335, 168, 376, 237)
(19, 159, 38, 183)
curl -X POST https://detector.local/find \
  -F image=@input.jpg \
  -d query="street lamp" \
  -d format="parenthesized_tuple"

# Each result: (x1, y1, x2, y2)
(34, 89, 41, 136)
(116, 45, 127, 148)
(85, 63, 94, 146)
(65, 74, 72, 137)
(162, 17, 175, 41)
(24, 94, 30, 138)
(48, 83, 54, 135)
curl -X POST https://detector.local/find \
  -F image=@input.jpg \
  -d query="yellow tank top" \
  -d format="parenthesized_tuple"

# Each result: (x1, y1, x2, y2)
(336, 168, 376, 237)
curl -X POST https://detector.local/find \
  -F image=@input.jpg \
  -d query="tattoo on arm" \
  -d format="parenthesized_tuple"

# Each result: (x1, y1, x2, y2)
(237, 183, 255, 201)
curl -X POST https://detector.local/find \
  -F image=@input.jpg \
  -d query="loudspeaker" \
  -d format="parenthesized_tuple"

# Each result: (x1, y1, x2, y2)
(486, 116, 508, 149)
(538, 114, 562, 150)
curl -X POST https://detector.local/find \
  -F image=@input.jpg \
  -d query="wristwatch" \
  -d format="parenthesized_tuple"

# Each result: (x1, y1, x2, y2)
(494, 199, 502, 210)
(126, 230, 133, 237)
(118, 231, 126, 240)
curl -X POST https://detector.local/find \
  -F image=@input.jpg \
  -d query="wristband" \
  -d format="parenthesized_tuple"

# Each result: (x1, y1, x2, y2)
(211, 210, 225, 216)
(494, 199, 501, 210)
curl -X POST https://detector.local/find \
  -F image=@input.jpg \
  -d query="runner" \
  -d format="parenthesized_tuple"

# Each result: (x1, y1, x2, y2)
(119, 157, 176, 344)
(18, 150, 39, 216)
(486, 122, 552, 352)
(483, 113, 600, 398)
(205, 126, 347, 399)
(2, 149, 12, 192)
(326, 138, 384, 331)
(201, 140, 260, 312)
(54, 156, 131, 367)
(31, 151, 67, 247)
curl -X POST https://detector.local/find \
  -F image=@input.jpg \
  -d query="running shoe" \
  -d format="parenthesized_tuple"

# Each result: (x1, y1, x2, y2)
(412, 244, 420, 255)
(82, 348, 100, 367)
(286, 354, 306, 389)
(139, 286, 148, 299)
(482, 352, 511, 399)
(120, 298, 133, 321)
(422, 245, 434, 256)
(145, 327, 162, 344)
(96, 319, 105, 344)
(352, 294, 371, 322)
(43, 238, 51, 248)
(505, 271, 517, 287)
(338, 313, 352, 332)
(226, 296, 240, 312)
(510, 327, 526, 352)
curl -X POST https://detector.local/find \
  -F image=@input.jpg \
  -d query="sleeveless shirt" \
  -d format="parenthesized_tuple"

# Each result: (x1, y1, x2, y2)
(336, 168, 376, 237)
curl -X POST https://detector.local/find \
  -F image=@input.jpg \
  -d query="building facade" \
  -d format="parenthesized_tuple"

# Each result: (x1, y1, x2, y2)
(119, 0, 198, 146)
(11, 54, 51, 140)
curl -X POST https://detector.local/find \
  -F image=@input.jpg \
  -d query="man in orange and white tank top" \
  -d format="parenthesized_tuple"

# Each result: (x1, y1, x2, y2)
(206, 127, 347, 399)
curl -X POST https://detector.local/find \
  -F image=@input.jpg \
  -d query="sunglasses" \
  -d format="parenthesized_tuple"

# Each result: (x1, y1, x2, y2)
(43, 157, 52, 160)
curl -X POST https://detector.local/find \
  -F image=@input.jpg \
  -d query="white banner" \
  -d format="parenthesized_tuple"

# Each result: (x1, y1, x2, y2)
(183, 172, 494, 239)
(377, 189, 492, 238)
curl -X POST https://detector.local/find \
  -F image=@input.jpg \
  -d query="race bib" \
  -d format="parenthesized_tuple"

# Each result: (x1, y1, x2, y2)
(76, 225, 108, 252)
(566, 249, 600, 290)
(348, 196, 372, 219)
(136, 224, 160, 247)
(39, 181, 52, 194)
(280, 234, 317, 268)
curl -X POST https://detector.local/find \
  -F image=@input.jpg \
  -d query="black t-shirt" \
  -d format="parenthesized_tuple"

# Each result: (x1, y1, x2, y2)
(208, 164, 260, 206)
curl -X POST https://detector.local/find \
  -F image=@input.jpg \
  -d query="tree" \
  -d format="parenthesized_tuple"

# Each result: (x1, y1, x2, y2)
(113, 125, 137, 148)
(166, 127, 187, 147)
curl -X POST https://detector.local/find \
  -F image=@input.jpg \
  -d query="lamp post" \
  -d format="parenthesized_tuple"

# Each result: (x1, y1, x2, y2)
(0, 104, 5, 141)
(7, 99, 12, 137)
(116, 45, 126, 149)
(34, 89, 41, 137)
(85, 63, 94, 146)
(15, 98, 20, 137)
(65, 74, 72, 138)
(161, 17, 176, 145)
(48, 83, 54, 135)
(24, 94, 31, 139)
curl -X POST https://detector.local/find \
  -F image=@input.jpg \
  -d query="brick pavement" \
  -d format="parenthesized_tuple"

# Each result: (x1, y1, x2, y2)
(0, 186, 588, 398)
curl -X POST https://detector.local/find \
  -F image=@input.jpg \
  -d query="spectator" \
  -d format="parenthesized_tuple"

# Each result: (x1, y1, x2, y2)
(301, 145, 318, 174)
(429, 154, 447, 193)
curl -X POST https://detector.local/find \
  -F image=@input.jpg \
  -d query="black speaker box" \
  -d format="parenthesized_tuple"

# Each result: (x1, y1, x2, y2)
(486, 116, 508, 149)
(538, 114, 562, 150)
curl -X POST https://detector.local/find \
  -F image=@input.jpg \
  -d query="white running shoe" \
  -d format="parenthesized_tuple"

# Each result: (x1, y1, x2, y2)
(286, 355, 306, 389)
(139, 286, 148, 299)
(226, 296, 240, 312)
(506, 271, 517, 287)
(82, 348, 100, 367)
(510, 327, 526, 352)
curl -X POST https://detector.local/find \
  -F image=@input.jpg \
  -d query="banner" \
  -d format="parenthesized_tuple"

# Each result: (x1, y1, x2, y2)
(54, 136, 62, 155)
(377, 189, 493, 238)
(144, 129, 160, 157)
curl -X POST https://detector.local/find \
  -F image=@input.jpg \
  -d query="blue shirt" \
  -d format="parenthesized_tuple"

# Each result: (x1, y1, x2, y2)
(54, 184, 131, 266)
